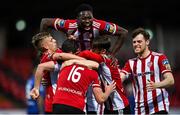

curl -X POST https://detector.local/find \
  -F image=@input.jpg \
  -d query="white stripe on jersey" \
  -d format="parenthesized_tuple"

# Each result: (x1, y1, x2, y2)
(146, 55, 152, 100)
(86, 86, 99, 112)
(93, 28, 99, 37)
(50, 63, 61, 94)
(136, 59, 144, 103)
(129, 60, 134, 72)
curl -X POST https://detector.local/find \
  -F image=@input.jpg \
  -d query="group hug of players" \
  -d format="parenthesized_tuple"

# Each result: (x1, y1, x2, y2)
(30, 3, 174, 115)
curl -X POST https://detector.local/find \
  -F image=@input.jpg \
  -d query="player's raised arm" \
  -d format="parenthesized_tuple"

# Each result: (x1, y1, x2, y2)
(110, 25, 128, 56)
(40, 18, 56, 32)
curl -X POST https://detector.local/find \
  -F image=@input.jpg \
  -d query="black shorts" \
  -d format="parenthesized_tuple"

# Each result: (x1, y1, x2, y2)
(53, 104, 85, 114)
(153, 110, 168, 114)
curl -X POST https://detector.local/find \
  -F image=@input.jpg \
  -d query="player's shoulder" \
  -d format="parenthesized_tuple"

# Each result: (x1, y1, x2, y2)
(151, 51, 164, 56)
(65, 19, 78, 28)
(129, 57, 138, 61)
(40, 53, 51, 63)
(92, 18, 105, 28)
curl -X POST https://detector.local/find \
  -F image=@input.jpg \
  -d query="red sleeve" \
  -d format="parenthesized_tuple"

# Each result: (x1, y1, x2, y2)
(78, 50, 104, 63)
(56, 48, 63, 53)
(89, 70, 101, 88)
(94, 19, 117, 34)
(40, 49, 63, 63)
(158, 54, 172, 74)
(53, 18, 77, 31)
(121, 60, 132, 75)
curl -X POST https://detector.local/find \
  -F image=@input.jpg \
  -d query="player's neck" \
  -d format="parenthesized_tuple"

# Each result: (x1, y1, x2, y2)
(138, 49, 150, 59)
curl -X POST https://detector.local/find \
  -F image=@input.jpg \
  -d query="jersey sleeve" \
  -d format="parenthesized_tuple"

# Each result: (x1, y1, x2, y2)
(121, 60, 132, 77)
(53, 18, 77, 31)
(90, 70, 101, 88)
(78, 50, 103, 63)
(40, 49, 63, 63)
(94, 19, 118, 35)
(158, 54, 172, 74)
(40, 53, 51, 63)
(55, 49, 63, 65)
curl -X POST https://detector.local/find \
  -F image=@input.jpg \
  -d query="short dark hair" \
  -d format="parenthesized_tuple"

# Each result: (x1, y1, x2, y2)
(132, 27, 150, 40)
(62, 39, 79, 53)
(92, 35, 111, 51)
(75, 3, 93, 15)
(32, 32, 51, 51)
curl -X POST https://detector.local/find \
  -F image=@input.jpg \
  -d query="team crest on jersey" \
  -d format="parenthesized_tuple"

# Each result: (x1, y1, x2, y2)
(162, 59, 171, 70)
(105, 23, 114, 33)
(147, 61, 152, 68)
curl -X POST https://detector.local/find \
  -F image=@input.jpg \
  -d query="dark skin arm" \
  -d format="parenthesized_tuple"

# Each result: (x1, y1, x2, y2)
(40, 18, 72, 39)
(40, 18, 55, 32)
(110, 25, 128, 56)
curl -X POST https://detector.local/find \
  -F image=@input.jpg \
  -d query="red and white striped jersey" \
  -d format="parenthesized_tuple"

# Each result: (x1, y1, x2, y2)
(121, 51, 172, 114)
(53, 18, 118, 51)
(79, 50, 129, 112)
(53, 64, 101, 112)
(40, 49, 62, 112)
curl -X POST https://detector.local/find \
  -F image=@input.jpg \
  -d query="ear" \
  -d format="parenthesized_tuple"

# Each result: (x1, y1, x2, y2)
(146, 40, 150, 46)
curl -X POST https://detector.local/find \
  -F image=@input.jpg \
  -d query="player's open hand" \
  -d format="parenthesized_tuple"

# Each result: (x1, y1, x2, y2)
(105, 80, 116, 93)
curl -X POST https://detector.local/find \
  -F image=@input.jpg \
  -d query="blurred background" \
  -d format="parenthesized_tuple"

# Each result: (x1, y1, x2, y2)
(0, 0, 180, 114)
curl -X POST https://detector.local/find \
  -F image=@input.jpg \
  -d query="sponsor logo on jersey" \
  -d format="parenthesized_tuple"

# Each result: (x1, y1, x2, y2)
(133, 71, 154, 77)
(59, 19, 65, 28)
(69, 22, 78, 28)
(93, 21, 101, 28)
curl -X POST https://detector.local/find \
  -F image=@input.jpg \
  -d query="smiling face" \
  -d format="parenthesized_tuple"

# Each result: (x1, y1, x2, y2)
(77, 11, 93, 31)
(132, 33, 149, 55)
